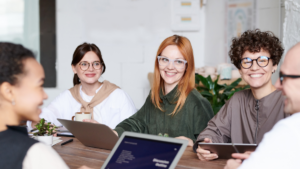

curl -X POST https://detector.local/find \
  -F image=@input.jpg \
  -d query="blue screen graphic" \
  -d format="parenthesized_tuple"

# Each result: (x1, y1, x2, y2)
(104, 136, 182, 169)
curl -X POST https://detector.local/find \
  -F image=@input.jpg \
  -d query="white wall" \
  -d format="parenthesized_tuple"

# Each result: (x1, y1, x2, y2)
(283, 0, 300, 54)
(204, 0, 282, 83)
(43, 0, 206, 109)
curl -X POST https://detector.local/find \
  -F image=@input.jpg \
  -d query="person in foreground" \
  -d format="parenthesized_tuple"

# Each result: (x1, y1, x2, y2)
(224, 42, 300, 169)
(195, 29, 289, 160)
(0, 42, 70, 169)
(27, 43, 136, 130)
(114, 35, 214, 146)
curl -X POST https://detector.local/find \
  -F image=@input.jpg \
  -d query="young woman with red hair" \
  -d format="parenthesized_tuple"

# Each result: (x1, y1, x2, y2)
(114, 35, 214, 146)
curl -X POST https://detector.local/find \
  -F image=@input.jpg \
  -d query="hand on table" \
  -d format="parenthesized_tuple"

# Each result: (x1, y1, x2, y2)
(231, 151, 252, 159)
(82, 119, 99, 123)
(224, 151, 252, 169)
(196, 138, 218, 161)
(224, 159, 242, 169)
(175, 136, 193, 147)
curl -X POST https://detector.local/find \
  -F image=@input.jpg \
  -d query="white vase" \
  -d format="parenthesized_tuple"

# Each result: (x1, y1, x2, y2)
(37, 135, 53, 146)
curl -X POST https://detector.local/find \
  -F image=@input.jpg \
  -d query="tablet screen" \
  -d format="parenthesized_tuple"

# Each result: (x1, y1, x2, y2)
(104, 136, 183, 169)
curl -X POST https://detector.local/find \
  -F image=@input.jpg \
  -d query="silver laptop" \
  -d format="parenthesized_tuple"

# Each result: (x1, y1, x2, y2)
(57, 118, 118, 150)
(101, 132, 188, 169)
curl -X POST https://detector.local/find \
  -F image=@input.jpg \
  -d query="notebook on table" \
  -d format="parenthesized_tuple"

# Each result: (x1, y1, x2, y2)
(101, 132, 188, 169)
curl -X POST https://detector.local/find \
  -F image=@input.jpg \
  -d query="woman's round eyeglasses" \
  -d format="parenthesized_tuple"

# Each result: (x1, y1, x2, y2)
(157, 56, 187, 69)
(78, 61, 103, 71)
(240, 56, 271, 69)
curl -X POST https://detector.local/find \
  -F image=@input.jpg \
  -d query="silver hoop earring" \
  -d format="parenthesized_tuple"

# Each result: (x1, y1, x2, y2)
(12, 99, 15, 105)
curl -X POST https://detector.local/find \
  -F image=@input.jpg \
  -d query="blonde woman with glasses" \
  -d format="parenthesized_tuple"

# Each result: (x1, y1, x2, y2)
(113, 35, 214, 146)
(27, 43, 136, 130)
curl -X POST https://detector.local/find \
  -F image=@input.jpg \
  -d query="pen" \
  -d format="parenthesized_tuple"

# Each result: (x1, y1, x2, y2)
(61, 139, 73, 146)
(232, 143, 244, 162)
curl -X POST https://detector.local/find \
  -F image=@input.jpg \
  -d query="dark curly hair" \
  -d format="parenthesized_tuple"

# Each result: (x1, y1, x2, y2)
(229, 29, 284, 69)
(0, 42, 35, 85)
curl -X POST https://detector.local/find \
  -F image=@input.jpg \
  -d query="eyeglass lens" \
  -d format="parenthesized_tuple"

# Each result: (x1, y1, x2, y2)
(158, 57, 186, 69)
(241, 56, 269, 69)
(279, 72, 283, 85)
(80, 61, 102, 70)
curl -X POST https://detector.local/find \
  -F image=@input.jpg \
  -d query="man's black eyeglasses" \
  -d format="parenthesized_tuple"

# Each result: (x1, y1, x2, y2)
(279, 72, 300, 85)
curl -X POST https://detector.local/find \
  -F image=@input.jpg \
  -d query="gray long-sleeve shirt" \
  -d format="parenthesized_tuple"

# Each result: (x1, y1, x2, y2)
(193, 89, 289, 151)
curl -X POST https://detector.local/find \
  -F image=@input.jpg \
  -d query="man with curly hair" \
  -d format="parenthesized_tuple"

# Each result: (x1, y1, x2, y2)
(224, 42, 300, 169)
(193, 29, 290, 161)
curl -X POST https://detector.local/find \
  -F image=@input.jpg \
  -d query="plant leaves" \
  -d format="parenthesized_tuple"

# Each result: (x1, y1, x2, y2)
(196, 86, 208, 92)
(196, 74, 210, 89)
(200, 91, 213, 97)
(206, 75, 213, 90)
(224, 78, 242, 92)
(195, 73, 251, 115)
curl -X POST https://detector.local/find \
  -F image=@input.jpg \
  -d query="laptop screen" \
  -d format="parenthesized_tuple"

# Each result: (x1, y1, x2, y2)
(103, 136, 183, 169)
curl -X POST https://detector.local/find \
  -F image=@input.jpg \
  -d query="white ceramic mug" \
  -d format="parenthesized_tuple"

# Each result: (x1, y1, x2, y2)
(72, 112, 91, 122)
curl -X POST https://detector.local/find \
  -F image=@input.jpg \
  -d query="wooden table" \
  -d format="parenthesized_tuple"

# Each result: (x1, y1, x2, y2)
(53, 137, 227, 169)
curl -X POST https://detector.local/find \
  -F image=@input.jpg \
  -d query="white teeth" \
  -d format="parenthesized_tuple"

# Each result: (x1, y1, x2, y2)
(250, 74, 263, 78)
(166, 72, 176, 75)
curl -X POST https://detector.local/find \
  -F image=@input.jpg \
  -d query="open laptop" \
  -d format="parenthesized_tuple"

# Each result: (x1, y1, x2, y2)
(57, 118, 118, 150)
(101, 132, 188, 169)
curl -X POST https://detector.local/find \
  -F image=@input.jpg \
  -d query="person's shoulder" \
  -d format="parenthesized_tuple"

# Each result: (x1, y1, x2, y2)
(29, 142, 57, 153)
(25, 142, 68, 169)
(275, 112, 300, 129)
(8, 128, 37, 144)
(48, 89, 74, 104)
(225, 89, 251, 103)
(109, 88, 131, 99)
(54, 89, 73, 99)
(186, 89, 209, 104)
(267, 89, 284, 101)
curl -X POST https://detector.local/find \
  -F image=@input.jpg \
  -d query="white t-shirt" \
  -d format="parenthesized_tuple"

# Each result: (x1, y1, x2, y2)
(239, 112, 300, 169)
(27, 86, 136, 130)
(23, 143, 69, 169)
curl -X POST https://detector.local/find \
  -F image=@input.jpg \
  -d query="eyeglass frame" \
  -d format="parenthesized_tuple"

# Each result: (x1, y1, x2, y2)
(78, 61, 103, 71)
(279, 72, 300, 85)
(240, 56, 271, 69)
(157, 56, 187, 69)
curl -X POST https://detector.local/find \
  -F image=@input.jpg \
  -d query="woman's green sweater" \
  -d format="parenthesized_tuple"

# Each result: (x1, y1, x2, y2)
(114, 86, 214, 142)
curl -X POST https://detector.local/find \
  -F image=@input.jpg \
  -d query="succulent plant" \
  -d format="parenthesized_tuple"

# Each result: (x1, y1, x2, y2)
(33, 118, 58, 136)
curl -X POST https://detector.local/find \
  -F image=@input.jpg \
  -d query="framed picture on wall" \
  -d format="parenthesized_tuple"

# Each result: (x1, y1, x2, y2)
(225, 0, 256, 63)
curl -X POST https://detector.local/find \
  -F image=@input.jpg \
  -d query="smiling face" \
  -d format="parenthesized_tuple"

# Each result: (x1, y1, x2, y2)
(159, 45, 186, 92)
(239, 49, 277, 89)
(72, 51, 102, 85)
(12, 58, 48, 122)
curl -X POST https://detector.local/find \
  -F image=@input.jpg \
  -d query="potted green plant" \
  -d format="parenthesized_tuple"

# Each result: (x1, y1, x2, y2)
(33, 118, 58, 146)
(195, 74, 250, 114)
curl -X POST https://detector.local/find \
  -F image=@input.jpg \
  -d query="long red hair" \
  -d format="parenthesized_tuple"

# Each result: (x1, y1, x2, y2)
(151, 35, 195, 115)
